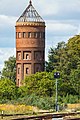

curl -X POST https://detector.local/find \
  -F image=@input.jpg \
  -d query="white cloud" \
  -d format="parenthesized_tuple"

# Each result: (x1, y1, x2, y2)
(47, 22, 77, 31)
(0, 15, 17, 28)
(58, 0, 80, 13)
(46, 20, 78, 36)
(0, 48, 16, 71)
(0, 15, 16, 47)
(34, 0, 59, 16)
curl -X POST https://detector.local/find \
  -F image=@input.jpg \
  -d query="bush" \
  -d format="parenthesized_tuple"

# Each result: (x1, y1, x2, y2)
(17, 94, 55, 110)
(0, 78, 17, 100)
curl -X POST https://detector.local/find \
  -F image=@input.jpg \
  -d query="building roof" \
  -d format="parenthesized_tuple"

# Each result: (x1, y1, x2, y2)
(17, 0, 44, 22)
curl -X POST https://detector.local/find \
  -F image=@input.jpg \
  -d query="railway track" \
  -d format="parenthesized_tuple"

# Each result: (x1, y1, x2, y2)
(11, 112, 80, 120)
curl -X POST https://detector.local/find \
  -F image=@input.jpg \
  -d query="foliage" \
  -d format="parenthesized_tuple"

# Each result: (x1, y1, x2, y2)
(2, 56, 16, 83)
(46, 41, 66, 72)
(59, 94, 79, 104)
(18, 72, 55, 97)
(0, 78, 17, 100)
(17, 94, 55, 110)
(46, 35, 80, 97)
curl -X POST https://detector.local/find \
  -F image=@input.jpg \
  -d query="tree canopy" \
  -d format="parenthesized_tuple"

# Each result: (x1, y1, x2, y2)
(2, 56, 16, 83)
(0, 78, 17, 100)
(46, 35, 80, 98)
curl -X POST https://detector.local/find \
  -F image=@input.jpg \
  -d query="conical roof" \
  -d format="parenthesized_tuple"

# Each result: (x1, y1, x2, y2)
(17, 0, 44, 22)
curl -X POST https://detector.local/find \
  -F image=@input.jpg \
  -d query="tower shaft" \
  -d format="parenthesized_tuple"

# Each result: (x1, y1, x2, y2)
(16, 1, 45, 87)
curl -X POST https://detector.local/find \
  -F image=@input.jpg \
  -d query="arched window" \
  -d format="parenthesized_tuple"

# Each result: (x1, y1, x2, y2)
(18, 79, 20, 86)
(40, 32, 42, 38)
(26, 68, 29, 74)
(23, 32, 26, 38)
(18, 68, 20, 74)
(23, 51, 31, 60)
(18, 32, 21, 38)
(17, 52, 21, 60)
(28, 32, 31, 38)
(36, 67, 39, 72)
(26, 54, 29, 60)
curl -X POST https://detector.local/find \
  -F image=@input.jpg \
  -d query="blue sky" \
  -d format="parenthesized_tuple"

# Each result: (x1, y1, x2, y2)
(0, 0, 80, 70)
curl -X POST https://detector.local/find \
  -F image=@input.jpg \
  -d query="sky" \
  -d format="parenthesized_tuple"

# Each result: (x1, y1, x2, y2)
(0, 0, 80, 71)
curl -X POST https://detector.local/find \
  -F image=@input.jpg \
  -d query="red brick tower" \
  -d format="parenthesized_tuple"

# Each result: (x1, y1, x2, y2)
(16, 0, 45, 86)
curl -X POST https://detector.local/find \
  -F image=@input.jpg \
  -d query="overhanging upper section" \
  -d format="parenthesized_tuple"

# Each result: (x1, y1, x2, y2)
(17, 0, 44, 23)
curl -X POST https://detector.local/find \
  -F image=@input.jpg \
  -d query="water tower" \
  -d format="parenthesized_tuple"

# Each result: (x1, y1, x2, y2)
(16, 0, 45, 86)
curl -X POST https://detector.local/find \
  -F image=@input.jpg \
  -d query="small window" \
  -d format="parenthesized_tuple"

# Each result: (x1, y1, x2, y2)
(40, 32, 42, 38)
(31, 32, 34, 38)
(37, 32, 40, 38)
(26, 54, 29, 60)
(18, 79, 20, 86)
(18, 32, 21, 38)
(23, 32, 26, 38)
(34, 32, 38, 38)
(36, 67, 39, 72)
(18, 68, 20, 74)
(18, 53, 21, 60)
(28, 32, 31, 38)
(35, 53, 38, 59)
(23, 52, 31, 60)
(26, 68, 29, 74)
(43, 32, 45, 38)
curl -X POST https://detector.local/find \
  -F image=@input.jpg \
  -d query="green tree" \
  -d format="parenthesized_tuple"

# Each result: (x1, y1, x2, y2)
(69, 69, 80, 97)
(46, 36, 80, 74)
(46, 41, 66, 72)
(0, 78, 16, 100)
(46, 35, 80, 97)
(18, 72, 55, 97)
(2, 56, 16, 83)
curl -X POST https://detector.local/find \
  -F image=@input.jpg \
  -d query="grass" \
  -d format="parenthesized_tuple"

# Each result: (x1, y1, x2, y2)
(0, 104, 39, 115)
(0, 104, 40, 120)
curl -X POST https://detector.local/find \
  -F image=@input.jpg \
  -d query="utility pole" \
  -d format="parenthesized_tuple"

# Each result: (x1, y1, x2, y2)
(54, 72, 60, 112)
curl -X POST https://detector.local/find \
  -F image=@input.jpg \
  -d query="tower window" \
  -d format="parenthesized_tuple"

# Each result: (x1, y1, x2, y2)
(34, 32, 38, 38)
(18, 54, 20, 60)
(18, 79, 20, 86)
(28, 32, 31, 38)
(34, 51, 41, 60)
(26, 54, 29, 60)
(23, 32, 26, 38)
(18, 53, 21, 60)
(43, 32, 45, 38)
(23, 51, 31, 60)
(35, 53, 38, 60)
(37, 32, 40, 38)
(18, 68, 20, 74)
(34, 32, 40, 38)
(26, 68, 29, 74)
(40, 32, 42, 38)
(18, 32, 21, 38)
(36, 67, 39, 72)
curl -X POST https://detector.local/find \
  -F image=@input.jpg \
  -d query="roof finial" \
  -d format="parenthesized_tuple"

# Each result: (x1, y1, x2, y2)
(29, 0, 32, 5)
